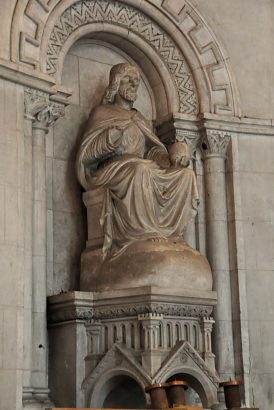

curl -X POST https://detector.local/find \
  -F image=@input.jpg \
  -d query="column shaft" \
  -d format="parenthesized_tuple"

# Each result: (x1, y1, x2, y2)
(22, 116, 34, 400)
(31, 122, 49, 401)
(204, 154, 235, 380)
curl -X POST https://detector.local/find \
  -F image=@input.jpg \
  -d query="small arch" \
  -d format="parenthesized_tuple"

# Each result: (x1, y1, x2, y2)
(139, 323, 144, 349)
(175, 323, 181, 342)
(184, 324, 189, 342)
(130, 324, 135, 349)
(89, 368, 148, 408)
(113, 325, 117, 343)
(163, 368, 217, 408)
(104, 326, 108, 353)
(167, 323, 172, 348)
(207, 333, 211, 352)
(167, 374, 203, 407)
(192, 325, 198, 350)
(158, 323, 163, 348)
(122, 324, 126, 345)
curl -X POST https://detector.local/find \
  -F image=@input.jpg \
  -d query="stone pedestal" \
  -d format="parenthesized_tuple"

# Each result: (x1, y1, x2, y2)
(48, 287, 219, 409)
(81, 238, 213, 292)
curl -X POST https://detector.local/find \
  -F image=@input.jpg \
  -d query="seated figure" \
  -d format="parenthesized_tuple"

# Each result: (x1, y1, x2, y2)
(76, 63, 199, 260)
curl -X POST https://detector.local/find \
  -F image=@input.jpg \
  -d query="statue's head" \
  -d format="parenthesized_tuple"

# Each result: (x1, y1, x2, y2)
(168, 142, 192, 168)
(102, 63, 140, 105)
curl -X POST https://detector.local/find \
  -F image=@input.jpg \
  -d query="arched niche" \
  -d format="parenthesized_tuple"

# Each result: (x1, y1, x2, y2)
(56, 24, 179, 120)
(60, 33, 159, 121)
(88, 368, 147, 408)
(41, 0, 200, 118)
(12, 0, 241, 116)
(47, 31, 169, 294)
(162, 367, 217, 408)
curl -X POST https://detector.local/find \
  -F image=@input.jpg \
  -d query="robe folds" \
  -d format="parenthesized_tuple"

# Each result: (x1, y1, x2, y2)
(76, 103, 199, 258)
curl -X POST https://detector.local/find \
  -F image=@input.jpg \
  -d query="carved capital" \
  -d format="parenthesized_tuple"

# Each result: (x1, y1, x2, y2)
(199, 130, 231, 159)
(24, 88, 65, 129)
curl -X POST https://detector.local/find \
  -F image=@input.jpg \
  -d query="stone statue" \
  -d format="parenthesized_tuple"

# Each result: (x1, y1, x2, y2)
(76, 63, 199, 258)
(76, 63, 212, 292)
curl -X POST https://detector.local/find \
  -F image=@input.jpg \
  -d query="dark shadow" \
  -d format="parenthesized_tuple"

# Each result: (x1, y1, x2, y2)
(101, 375, 146, 409)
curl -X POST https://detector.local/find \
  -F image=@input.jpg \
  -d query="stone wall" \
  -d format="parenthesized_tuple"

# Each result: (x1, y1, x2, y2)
(191, 0, 274, 119)
(0, 80, 25, 409)
(228, 132, 274, 408)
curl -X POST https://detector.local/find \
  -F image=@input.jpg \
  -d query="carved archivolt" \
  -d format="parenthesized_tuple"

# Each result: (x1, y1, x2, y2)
(46, 0, 198, 114)
(11, 0, 240, 115)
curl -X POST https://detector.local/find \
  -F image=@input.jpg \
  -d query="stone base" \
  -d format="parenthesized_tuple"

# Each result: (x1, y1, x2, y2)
(48, 287, 218, 408)
(80, 239, 213, 292)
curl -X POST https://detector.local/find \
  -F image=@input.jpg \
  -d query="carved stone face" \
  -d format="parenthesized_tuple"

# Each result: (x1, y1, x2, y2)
(118, 68, 140, 102)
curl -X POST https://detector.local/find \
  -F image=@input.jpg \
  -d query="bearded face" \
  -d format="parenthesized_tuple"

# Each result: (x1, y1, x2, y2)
(118, 68, 140, 102)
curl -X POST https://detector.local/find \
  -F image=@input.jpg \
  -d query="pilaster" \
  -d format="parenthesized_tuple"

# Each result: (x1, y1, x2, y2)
(138, 313, 163, 376)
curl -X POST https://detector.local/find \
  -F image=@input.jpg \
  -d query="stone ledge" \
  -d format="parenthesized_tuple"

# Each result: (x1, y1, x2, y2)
(47, 287, 217, 324)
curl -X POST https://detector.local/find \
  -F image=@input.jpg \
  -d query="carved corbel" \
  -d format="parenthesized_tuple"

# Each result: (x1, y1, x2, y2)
(199, 129, 231, 159)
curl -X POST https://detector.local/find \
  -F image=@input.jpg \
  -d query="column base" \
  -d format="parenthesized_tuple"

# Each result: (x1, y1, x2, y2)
(23, 388, 53, 410)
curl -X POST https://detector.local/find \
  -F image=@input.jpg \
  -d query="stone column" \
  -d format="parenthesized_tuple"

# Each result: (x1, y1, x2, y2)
(22, 92, 36, 404)
(138, 313, 163, 376)
(199, 130, 235, 383)
(24, 89, 65, 406)
(201, 316, 215, 373)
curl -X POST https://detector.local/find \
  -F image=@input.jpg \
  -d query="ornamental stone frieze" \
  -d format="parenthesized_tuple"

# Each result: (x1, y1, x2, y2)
(94, 302, 214, 320)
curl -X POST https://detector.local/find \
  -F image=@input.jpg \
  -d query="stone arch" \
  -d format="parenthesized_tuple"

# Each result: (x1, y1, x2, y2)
(11, 0, 240, 116)
(41, 0, 198, 116)
(54, 23, 178, 119)
(88, 367, 148, 408)
(161, 366, 217, 408)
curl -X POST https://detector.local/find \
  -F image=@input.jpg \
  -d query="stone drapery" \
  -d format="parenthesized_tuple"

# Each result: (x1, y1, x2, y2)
(76, 103, 199, 258)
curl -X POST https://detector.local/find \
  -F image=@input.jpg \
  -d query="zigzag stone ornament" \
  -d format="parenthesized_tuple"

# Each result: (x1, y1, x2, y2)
(46, 0, 198, 114)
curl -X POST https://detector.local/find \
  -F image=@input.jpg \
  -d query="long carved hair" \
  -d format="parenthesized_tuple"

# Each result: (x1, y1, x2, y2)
(102, 63, 139, 104)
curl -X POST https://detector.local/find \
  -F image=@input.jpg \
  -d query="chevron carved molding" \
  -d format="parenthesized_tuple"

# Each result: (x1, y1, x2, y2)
(45, 0, 198, 114)
(11, 0, 239, 115)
